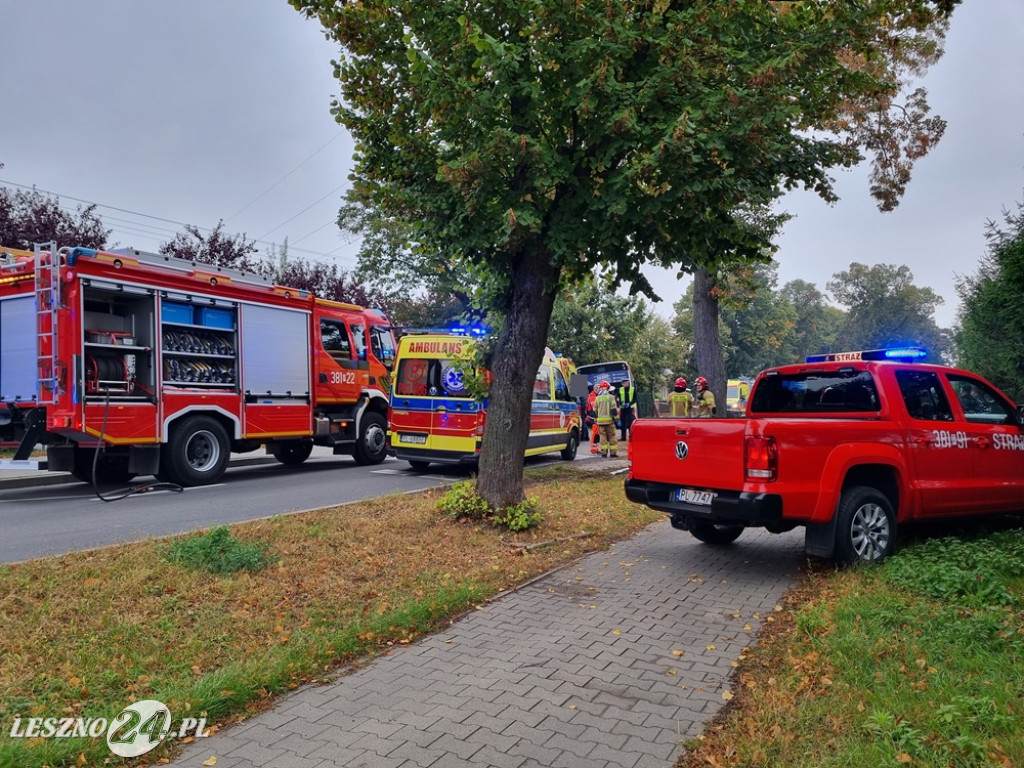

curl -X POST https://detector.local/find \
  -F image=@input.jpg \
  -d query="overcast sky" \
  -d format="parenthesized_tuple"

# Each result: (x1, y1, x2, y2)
(2, 1, 1022, 330)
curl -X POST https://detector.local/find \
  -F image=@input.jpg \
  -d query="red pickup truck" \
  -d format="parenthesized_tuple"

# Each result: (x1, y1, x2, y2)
(625, 348, 1024, 563)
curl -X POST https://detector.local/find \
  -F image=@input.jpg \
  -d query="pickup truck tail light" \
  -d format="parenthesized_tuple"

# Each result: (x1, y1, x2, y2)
(745, 435, 778, 482)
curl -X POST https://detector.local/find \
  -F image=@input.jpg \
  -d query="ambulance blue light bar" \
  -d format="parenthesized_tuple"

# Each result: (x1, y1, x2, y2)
(805, 347, 928, 363)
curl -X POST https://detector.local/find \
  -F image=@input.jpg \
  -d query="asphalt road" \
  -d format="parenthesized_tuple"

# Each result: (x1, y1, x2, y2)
(0, 452, 497, 564)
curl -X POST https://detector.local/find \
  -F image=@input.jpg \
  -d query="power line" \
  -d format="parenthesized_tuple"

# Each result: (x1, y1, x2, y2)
(255, 184, 347, 242)
(0, 178, 360, 265)
(223, 133, 346, 223)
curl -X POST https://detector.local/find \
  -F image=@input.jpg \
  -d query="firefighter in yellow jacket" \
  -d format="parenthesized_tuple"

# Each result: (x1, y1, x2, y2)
(694, 376, 716, 417)
(667, 378, 693, 418)
(593, 381, 619, 458)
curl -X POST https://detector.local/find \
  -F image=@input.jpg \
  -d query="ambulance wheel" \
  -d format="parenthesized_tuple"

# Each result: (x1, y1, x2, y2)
(689, 522, 744, 545)
(834, 485, 896, 564)
(560, 431, 579, 461)
(71, 448, 135, 485)
(353, 412, 387, 465)
(408, 460, 431, 471)
(162, 415, 229, 486)
(271, 439, 313, 466)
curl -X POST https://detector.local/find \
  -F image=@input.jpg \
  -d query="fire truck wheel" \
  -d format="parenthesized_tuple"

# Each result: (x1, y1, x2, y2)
(162, 415, 229, 486)
(834, 485, 896, 565)
(353, 412, 387, 465)
(270, 439, 314, 466)
(689, 522, 744, 545)
(71, 448, 136, 485)
(560, 430, 579, 461)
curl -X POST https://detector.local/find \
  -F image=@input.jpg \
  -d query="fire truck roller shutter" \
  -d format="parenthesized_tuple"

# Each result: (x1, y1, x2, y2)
(240, 304, 310, 397)
(0, 296, 36, 402)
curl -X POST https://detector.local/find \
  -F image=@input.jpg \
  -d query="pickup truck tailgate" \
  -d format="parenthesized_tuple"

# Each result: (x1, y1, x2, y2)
(628, 418, 748, 490)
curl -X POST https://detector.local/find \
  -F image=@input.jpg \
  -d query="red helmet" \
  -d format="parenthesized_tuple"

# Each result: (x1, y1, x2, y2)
(695, 376, 708, 389)
(674, 377, 686, 388)
(599, 380, 610, 390)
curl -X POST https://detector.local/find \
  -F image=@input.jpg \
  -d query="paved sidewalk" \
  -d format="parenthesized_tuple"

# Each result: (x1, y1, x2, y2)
(169, 522, 804, 768)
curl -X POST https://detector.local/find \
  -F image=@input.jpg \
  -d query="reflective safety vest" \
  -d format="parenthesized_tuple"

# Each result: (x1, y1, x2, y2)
(668, 391, 692, 418)
(620, 385, 636, 410)
(595, 392, 617, 424)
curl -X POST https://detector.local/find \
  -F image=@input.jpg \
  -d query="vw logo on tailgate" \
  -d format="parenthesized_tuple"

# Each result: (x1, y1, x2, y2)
(675, 441, 689, 461)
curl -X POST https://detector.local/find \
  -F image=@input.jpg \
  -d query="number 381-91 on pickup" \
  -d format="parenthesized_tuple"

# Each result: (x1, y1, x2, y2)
(625, 348, 1024, 565)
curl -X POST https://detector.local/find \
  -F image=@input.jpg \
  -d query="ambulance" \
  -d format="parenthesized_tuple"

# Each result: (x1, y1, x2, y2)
(387, 332, 581, 469)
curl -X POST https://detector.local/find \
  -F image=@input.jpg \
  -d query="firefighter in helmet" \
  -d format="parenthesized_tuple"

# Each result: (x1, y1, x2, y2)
(694, 376, 716, 417)
(593, 381, 619, 457)
(586, 384, 601, 454)
(667, 377, 693, 418)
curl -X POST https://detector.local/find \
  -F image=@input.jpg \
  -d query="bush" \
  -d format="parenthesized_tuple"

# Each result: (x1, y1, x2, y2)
(437, 481, 491, 521)
(495, 496, 541, 531)
(161, 526, 275, 574)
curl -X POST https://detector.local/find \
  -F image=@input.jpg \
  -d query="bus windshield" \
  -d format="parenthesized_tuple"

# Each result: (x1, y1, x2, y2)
(575, 361, 631, 388)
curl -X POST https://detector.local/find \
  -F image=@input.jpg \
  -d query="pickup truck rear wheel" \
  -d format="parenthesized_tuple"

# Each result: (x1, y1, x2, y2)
(689, 522, 744, 545)
(835, 486, 896, 564)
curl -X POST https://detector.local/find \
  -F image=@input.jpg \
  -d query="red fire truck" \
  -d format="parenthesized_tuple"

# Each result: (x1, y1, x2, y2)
(0, 242, 396, 486)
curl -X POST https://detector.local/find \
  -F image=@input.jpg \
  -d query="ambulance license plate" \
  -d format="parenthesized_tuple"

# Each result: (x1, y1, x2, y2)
(400, 433, 427, 445)
(675, 488, 715, 506)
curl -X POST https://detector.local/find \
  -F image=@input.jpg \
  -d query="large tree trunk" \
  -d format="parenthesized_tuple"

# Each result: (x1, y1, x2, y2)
(476, 240, 559, 510)
(692, 267, 728, 415)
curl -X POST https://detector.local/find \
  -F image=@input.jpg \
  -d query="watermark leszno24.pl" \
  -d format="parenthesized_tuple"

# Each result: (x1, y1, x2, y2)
(9, 699, 210, 757)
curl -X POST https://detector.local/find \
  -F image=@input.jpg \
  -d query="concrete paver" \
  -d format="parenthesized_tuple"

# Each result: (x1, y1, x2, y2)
(169, 520, 803, 768)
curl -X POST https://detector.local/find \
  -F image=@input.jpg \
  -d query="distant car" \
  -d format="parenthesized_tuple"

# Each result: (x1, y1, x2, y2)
(726, 379, 750, 415)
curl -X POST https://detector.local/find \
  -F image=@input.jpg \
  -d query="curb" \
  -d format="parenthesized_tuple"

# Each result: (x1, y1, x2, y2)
(0, 455, 280, 490)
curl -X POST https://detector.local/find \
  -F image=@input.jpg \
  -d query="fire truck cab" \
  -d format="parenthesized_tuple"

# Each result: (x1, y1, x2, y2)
(0, 243, 396, 486)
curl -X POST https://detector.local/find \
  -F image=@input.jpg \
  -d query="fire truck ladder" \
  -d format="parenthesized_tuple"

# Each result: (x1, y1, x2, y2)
(34, 240, 62, 406)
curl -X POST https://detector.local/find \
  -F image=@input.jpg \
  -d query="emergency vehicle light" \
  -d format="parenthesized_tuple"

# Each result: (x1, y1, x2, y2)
(805, 347, 927, 363)
(448, 325, 487, 337)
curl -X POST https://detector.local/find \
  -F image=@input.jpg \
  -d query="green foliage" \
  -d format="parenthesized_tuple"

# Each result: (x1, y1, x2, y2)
(495, 496, 541, 531)
(826, 262, 950, 361)
(161, 526, 275, 574)
(955, 200, 1024, 401)
(437, 481, 492, 521)
(548, 278, 650, 367)
(881, 529, 1024, 608)
(719, 262, 799, 375)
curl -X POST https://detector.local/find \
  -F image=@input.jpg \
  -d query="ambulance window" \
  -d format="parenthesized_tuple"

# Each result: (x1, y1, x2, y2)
(439, 360, 471, 397)
(894, 370, 953, 422)
(947, 375, 1015, 425)
(552, 366, 571, 401)
(396, 358, 430, 396)
(350, 323, 367, 359)
(320, 320, 351, 360)
(533, 366, 552, 400)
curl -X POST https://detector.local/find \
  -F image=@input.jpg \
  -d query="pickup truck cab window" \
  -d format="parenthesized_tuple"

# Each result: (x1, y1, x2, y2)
(894, 369, 954, 421)
(750, 370, 879, 413)
(947, 375, 1017, 425)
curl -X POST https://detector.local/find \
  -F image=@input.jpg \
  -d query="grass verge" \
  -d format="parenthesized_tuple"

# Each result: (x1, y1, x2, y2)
(679, 525, 1024, 768)
(0, 467, 659, 768)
